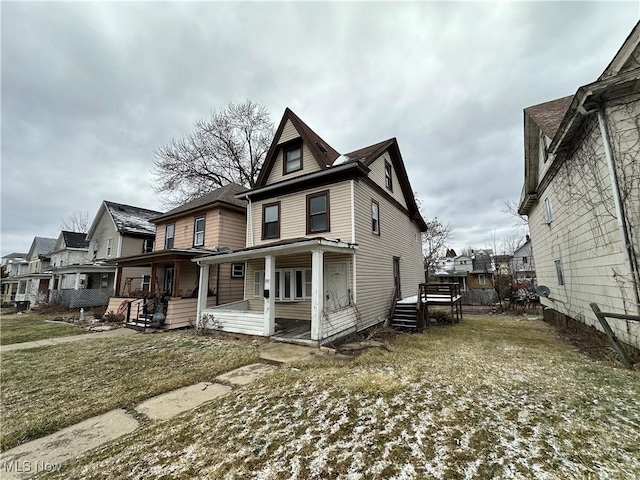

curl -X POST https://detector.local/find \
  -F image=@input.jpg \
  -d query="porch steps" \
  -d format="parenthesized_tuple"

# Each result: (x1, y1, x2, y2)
(125, 314, 154, 330)
(390, 302, 418, 330)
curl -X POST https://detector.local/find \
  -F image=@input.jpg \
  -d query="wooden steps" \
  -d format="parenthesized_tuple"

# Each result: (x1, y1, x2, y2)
(391, 302, 418, 330)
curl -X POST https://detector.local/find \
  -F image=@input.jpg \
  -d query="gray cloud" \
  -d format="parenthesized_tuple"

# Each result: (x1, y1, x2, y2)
(2, 1, 637, 257)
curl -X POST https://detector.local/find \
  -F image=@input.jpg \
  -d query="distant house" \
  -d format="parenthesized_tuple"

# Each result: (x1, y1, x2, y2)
(511, 236, 535, 284)
(435, 249, 497, 304)
(518, 22, 640, 349)
(12, 237, 56, 306)
(0, 253, 28, 305)
(434, 255, 473, 290)
(105, 184, 247, 329)
(194, 108, 427, 345)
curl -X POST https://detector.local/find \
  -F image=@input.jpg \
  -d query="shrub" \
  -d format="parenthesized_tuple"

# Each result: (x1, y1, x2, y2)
(102, 310, 124, 323)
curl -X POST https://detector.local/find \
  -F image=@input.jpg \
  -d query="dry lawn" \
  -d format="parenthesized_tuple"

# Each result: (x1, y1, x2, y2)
(0, 312, 84, 345)
(43, 315, 640, 480)
(1, 332, 259, 451)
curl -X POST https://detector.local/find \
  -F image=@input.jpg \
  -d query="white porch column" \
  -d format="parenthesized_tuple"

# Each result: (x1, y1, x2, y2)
(264, 255, 276, 336)
(74, 272, 81, 290)
(463, 276, 467, 292)
(311, 249, 324, 341)
(196, 263, 210, 328)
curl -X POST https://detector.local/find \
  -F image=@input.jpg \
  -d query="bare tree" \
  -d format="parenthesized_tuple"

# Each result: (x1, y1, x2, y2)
(61, 210, 91, 233)
(152, 100, 275, 208)
(422, 218, 453, 278)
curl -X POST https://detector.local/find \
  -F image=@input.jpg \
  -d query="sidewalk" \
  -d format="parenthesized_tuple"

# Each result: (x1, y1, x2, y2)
(0, 342, 317, 479)
(0, 328, 137, 352)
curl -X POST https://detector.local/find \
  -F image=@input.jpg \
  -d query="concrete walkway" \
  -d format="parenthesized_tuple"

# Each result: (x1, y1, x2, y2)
(0, 342, 317, 479)
(0, 328, 137, 352)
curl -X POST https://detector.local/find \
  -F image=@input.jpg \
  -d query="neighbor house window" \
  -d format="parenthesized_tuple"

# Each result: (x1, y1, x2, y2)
(262, 202, 280, 239)
(555, 260, 565, 285)
(384, 160, 393, 191)
(143, 238, 154, 253)
(479, 274, 486, 285)
(284, 145, 302, 174)
(231, 263, 245, 278)
(142, 275, 151, 292)
(106, 238, 113, 257)
(545, 197, 553, 223)
(194, 217, 205, 246)
(307, 191, 330, 234)
(165, 224, 175, 249)
(371, 200, 380, 235)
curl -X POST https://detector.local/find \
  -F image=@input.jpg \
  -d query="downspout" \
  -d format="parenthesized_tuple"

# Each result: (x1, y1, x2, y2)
(597, 106, 640, 314)
(350, 180, 357, 303)
(246, 196, 254, 248)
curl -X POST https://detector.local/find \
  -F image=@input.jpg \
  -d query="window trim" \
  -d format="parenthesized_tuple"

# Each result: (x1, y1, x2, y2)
(254, 268, 312, 301)
(262, 202, 281, 240)
(141, 275, 151, 292)
(165, 224, 175, 249)
(193, 216, 205, 247)
(253, 271, 264, 297)
(371, 200, 380, 236)
(384, 160, 393, 191)
(231, 263, 245, 279)
(306, 190, 330, 234)
(283, 143, 303, 175)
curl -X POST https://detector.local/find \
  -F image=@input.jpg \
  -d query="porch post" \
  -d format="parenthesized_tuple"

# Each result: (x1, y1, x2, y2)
(150, 263, 157, 295)
(74, 272, 81, 290)
(311, 249, 324, 341)
(196, 263, 210, 328)
(115, 267, 122, 296)
(173, 261, 181, 297)
(264, 255, 276, 336)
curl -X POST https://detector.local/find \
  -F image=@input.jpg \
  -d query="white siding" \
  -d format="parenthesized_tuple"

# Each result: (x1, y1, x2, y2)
(266, 143, 322, 185)
(88, 211, 119, 261)
(368, 154, 408, 209)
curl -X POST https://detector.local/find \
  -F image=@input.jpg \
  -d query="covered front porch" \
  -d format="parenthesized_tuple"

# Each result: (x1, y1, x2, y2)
(48, 264, 116, 308)
(195, 238, 359, 346)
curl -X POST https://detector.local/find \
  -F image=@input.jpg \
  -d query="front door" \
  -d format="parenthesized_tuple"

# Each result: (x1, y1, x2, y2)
(164, 267, 175, 296)
(325, 262, 349, 312)
(393, 256, 401, 299)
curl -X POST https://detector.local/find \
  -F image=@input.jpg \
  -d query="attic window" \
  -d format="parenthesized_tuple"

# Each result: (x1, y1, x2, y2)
(384, 160, 393, 191)
(284, 145, 302, 174)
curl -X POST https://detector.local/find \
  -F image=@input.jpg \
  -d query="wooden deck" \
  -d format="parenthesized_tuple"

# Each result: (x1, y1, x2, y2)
(272, 319, 314, 346)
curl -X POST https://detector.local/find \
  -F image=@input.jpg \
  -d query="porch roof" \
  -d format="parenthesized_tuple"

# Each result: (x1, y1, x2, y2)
(45, 264, 117, 275)
(112, 248, 229, 267)
(194, 237, 358, 265)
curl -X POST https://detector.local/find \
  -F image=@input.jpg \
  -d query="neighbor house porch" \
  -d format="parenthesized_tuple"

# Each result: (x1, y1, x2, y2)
(195, 238, 359, 346)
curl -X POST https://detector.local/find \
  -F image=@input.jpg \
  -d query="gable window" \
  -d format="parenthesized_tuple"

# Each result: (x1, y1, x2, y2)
(371, 200, 380, 235)
(231, 263, 245, 278)
(165, 224, 175, 249)
(384, 160, 393, 191)
(307, 191, 330, 234)
(194, 217, 205, 246)
(523, 257, 528, 265)
(106, 238, 113, 257)
(263, 202, 280, 240)
(555, 260, 565, 285)
(478, 274, 486, 285)
(143, 238, 154, 253)
(544, 197, 553, 224)
(284, 145, 302, 174)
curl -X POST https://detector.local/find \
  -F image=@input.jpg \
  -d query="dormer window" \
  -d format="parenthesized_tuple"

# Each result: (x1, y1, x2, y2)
(284, 145, 302, 174)
(384, 160, 393, 191)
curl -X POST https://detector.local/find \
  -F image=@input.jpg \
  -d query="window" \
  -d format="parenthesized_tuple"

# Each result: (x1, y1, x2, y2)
(523, 257, 528, 265)
(307, 191, 330, 234)
(106, 238, 113, 257)
(545, 197, 553, 223)
(18, 281, 26, 294)
(284, 145, 302, 174)
(143, 238, 154, 253)
(165, 224, 175, 249)
(142, 275, 151, 292)
(479, 274, 486, 285)
(253, 271, 264, 297)
(231, 263, 245, 278)
(555, 260, 565, 285)
(262, 203, 280, 239)
(384, 160, 393, 191)
(371, 200, 380, 235)
(194, 217, 205, 246)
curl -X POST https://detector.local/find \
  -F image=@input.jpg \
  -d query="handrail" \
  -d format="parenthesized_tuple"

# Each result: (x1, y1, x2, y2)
(388, 284, 399, 323)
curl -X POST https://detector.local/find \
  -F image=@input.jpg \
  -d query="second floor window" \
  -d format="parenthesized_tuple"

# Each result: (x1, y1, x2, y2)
(194, 217, 205, 246)
(307, 191, 330, 233)
(263, 203, 280, 239)
(106, 238, 113, 257)
(284, 145, 302, 174)
(371, 200, 380, 235)
(143, 238, 154, 253)
(165, 224, 175, 249)
(545, 197, 553, 224)
(384, 161, 393, 191)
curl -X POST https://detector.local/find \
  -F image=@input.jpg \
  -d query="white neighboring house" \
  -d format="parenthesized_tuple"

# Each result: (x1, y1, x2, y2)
(511, 236, 536, 284)
(11, 237, 56, 306)
(194, 108, 427, 345)
(519, 22, 640, 349)
(1, 253, 28, 305)
(434, 255, 473, 291)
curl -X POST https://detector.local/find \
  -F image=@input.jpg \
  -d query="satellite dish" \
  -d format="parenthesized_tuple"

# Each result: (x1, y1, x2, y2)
(536, 285, 551, 298)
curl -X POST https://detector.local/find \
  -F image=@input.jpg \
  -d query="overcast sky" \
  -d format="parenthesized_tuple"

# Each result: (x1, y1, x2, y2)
(2, 1, 638, 258)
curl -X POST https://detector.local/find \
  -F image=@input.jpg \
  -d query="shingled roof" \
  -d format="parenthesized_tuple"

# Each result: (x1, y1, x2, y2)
(61, 231, 90, 249)
(337, 139, 395, 166)
(104, 201, 162, 236)
(524, 95, 574, 140)
(153, 183, 248, 222)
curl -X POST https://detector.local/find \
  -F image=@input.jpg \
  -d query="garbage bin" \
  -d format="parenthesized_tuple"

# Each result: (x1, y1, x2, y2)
(15, 301, 30, 311)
